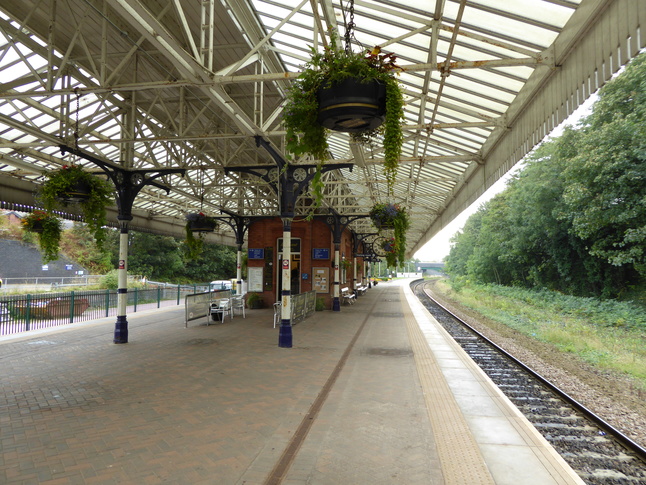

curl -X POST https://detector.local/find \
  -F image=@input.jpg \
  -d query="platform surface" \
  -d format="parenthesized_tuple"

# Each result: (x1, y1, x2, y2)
(0, 280, 584, 484)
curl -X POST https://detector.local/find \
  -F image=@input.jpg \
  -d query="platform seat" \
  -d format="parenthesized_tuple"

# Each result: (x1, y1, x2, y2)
(341, 287, 355, 305)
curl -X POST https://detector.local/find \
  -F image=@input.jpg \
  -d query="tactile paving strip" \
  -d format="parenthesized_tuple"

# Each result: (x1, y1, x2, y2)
(402, 287, 496, 485)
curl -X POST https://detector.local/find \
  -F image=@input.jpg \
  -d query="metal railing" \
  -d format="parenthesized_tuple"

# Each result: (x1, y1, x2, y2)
(0, 284, 212, 336)
(0, 275, 143, 292)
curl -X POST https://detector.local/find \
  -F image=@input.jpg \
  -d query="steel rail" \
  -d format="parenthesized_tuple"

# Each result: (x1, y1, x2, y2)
(411, 279, 646, 462)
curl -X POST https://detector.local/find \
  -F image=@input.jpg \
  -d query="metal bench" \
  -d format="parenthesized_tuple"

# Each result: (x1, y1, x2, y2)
(341, 287, 356, 305)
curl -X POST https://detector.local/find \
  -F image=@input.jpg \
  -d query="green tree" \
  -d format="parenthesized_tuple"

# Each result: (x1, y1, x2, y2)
(180, 242, 237, 281)
(445, 209, 483, 277)
(105, 229, 237, 283)
(466, 192, 516, 285)
(445, 53, 646, 300)
(561, 54, 646, 275)
(119, 232, 185, 281)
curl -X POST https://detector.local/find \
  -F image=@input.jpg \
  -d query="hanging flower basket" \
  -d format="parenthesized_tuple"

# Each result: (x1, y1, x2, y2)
(186, 212, 217, 233)
(21, 210, 63, 263)
(59, 180, 92, 202)
(317, 78, 386, 133)
(184, 212, 218, 259)
(370, 203, 409, 267)
(381, 237, 400, 268)
(283, 32, 405, 202)
(369, 203, 407, 229)
(40, 164, 113, 248)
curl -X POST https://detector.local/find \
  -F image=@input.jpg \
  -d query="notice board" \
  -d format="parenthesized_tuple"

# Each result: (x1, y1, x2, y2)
(312, 267, 329, 293)
(248, 267, 263, 292)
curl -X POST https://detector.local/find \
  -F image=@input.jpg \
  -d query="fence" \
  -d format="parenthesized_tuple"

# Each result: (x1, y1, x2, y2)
(0, 275, 144, 292)
(184, 290, 317, 328)
(0, 284, 212, 336)
(0, 286, 318, 336)
(290, 290, 317, 324)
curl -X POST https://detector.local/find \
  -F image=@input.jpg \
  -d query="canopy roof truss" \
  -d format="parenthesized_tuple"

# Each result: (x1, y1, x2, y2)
(0, 0, 644, 253)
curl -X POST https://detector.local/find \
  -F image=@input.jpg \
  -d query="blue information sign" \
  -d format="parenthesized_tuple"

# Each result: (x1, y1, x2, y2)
(248, 248, 264, 260)
(312, 248, 330, 260)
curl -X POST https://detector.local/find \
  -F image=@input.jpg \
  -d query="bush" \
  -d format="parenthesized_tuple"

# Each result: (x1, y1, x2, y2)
(100, 269, 119, 289)
(315, 297, 326, 311)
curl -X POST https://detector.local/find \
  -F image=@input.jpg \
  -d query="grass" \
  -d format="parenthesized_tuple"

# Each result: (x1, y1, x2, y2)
(433, 279, 646, 388)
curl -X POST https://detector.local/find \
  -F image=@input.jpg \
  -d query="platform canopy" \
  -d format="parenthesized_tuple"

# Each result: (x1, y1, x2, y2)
(0, 0, 644, 256)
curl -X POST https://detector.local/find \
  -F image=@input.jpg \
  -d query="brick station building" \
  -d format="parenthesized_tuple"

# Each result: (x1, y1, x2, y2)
(246, 217, 368, 309)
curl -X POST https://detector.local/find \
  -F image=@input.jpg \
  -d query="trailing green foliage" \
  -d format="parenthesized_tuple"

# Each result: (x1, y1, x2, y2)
(445, 52, 646, 298)
(40, 164, 114, 248)
(370, 202, 409, 267)
(21, 210, 62, 263)
(184, 212, 218, 260)
(283, 32, 404, 198)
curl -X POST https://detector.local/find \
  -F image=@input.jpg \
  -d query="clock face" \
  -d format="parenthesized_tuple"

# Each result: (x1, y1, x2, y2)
(293, 167, 307, 182)
(131, 172, 144, 186)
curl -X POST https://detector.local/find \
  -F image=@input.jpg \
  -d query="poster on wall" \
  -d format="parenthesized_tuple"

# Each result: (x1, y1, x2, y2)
(312, 267, 329, 293)
(248, 267, 263, 292)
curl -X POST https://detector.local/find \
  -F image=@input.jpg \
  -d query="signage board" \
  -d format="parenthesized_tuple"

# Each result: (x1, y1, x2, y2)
(248, 248, 264, 260)
(312, 248, 330, 260)
(248, 267, 263, 292)
(277, 238, 301, 253)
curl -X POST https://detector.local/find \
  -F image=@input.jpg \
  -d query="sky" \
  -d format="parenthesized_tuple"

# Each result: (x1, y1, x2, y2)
(413, 96, 597, 263)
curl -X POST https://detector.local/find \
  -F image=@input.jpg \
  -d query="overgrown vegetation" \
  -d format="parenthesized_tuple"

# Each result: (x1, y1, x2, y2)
(59, 224, 112, 274)
(435, 280, 646, 387)
(445, 52, 646, 299)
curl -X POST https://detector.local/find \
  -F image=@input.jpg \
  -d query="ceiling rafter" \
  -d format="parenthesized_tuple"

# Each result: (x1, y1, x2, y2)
(0, 0, 640, 261)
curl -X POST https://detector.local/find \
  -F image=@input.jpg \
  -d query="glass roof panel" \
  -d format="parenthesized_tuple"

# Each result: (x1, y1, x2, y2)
(0, 0, 613, 258)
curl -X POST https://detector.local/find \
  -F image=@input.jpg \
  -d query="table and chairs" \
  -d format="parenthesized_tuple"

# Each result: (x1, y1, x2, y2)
(208, 294, 246, 324)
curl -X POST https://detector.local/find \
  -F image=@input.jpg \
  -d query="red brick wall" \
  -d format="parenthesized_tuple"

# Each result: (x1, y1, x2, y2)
(247, 217, 353, 307)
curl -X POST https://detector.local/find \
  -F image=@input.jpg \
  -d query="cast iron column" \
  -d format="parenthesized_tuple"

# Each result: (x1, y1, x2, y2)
(279, 218, 293, 347)
(333, 243, 341, 311)
(114, 221, 129, 343)
(353, 256, 358, 294)
(236, 244, 243, 295)
(215, 211, 250, 297)
(59, 145, 185, 344)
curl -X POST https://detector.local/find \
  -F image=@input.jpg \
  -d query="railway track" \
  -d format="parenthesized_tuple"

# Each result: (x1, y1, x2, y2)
(411, 280, 646, 485)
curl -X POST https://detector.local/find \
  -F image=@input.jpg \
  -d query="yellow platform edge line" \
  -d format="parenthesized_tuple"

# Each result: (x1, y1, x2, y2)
(406, 284, 586, 485)
(401, 287, 496, 485)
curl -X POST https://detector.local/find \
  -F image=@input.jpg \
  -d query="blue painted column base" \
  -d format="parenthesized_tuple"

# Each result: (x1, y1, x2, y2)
(278, 321, 292, 348)
(333, 297, 341, 312)
(114, 315, 128, 344)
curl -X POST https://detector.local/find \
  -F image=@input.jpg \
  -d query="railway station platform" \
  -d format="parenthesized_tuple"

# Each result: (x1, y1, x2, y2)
(0, 279, 585, 484)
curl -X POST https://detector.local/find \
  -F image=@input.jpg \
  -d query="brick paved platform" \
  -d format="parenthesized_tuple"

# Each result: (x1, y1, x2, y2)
(0, 280, 583, 484)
